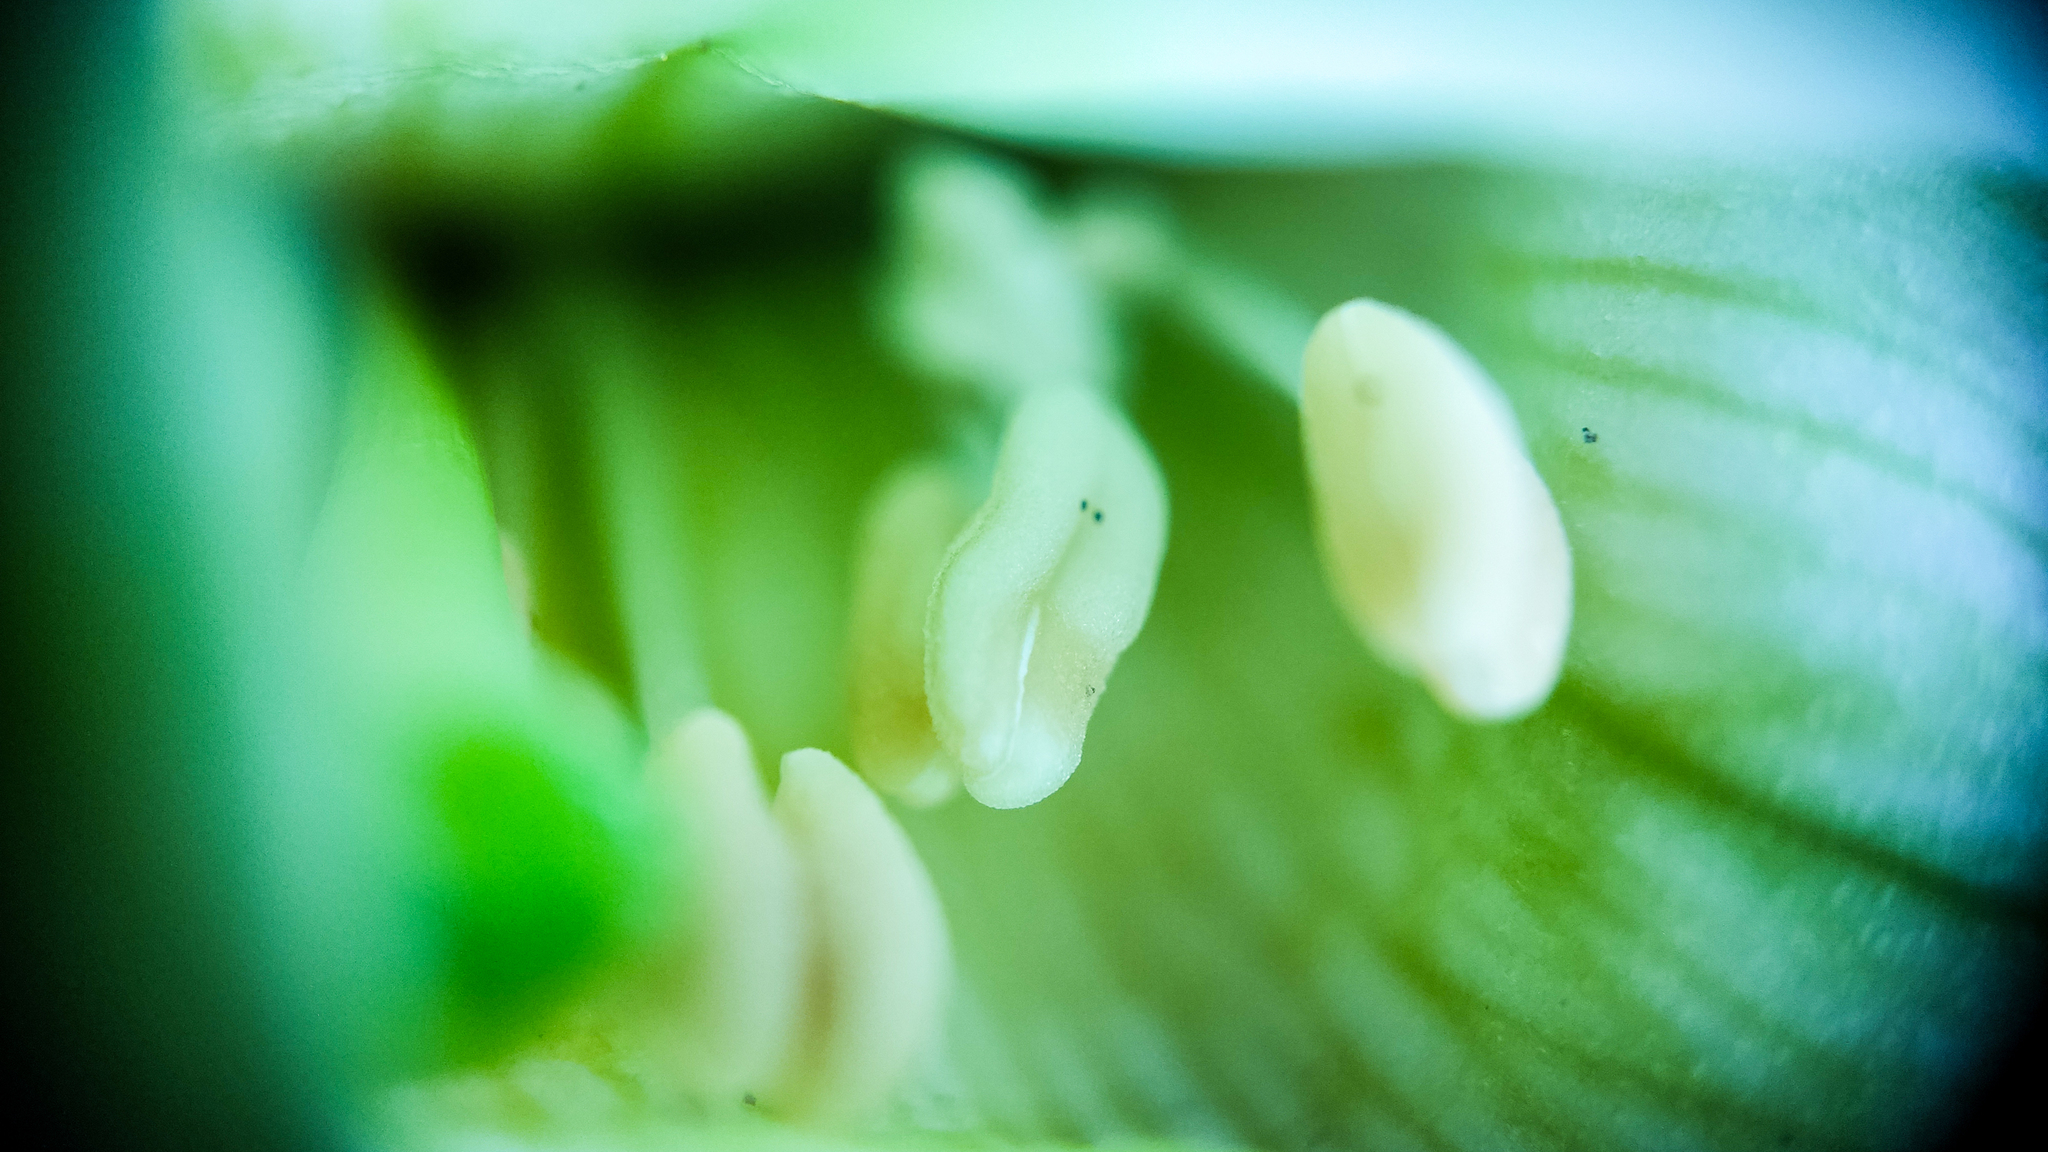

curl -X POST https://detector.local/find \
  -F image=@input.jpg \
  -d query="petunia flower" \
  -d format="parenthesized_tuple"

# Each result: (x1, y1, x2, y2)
(12, 3, 2047, 1151)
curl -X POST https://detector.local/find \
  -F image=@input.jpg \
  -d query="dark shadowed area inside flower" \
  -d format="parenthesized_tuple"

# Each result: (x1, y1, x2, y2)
(183, 34, 2048, 1152)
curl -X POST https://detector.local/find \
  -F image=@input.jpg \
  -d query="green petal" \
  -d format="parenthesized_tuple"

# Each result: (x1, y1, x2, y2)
(181, 2, 2044, 179)
(730, 0, 2045, 161)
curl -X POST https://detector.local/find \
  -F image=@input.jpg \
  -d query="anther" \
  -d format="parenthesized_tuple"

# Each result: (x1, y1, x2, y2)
(771, 749, 952, 1124)
(640, 709, 808, 1097)
(638, 714, 954, 1127)
(1300, 299, 1572, 721)
(849, 463, 974, 806)
(925, 387, 1168, 808)
(883, 145, 1117, 402)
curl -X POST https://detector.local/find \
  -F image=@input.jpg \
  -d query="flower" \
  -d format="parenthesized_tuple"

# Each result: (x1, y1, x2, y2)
(11, 3, 2046, 1151)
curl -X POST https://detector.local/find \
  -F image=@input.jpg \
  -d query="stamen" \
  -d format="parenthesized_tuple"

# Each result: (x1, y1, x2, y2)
(1300, 299, 1572, 721)
(640, 709, 808, 1098)
(634, 713, 953, 1126)
(926, 387, 1169, 808)
(883, 145, 1117, 402)
(771, 748, 952, 1125)
(848, 462, 974, 806)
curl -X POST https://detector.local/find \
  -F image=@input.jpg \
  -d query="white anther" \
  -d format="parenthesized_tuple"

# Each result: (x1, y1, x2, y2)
(883, 145, 1117, 401)
(642, 709, 808, 1098)
(1300, 299, 1572, 721)
(637, 713, 954, 1125)
(771, 749, 952, 1125)
(926, 387, 1169, 808)
(849, 462, 975, 806)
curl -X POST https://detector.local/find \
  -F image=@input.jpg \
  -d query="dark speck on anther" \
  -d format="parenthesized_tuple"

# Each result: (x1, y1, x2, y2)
(743, 1093, 757, 1107)
(1582, 427, 1598, 443)
(1080, 499, 1088, 510)
(1093, 510, 1103, 522)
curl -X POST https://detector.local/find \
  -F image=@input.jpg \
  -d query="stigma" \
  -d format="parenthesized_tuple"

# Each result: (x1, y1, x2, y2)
(1299, 298, 1572, 721)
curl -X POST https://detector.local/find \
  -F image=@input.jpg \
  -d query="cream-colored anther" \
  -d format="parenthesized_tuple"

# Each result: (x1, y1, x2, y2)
(1301, 299, 1572, 720)
(643, 709, 808, 1098)
(771, 749, 953, 1125)
(849, 462, 974, 806)
(926, 388, 1168, 808)
(884, 145, 1117, 401)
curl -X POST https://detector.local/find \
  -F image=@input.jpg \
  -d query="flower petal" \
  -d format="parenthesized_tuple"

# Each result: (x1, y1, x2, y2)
(729, 0, 2047, 161)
